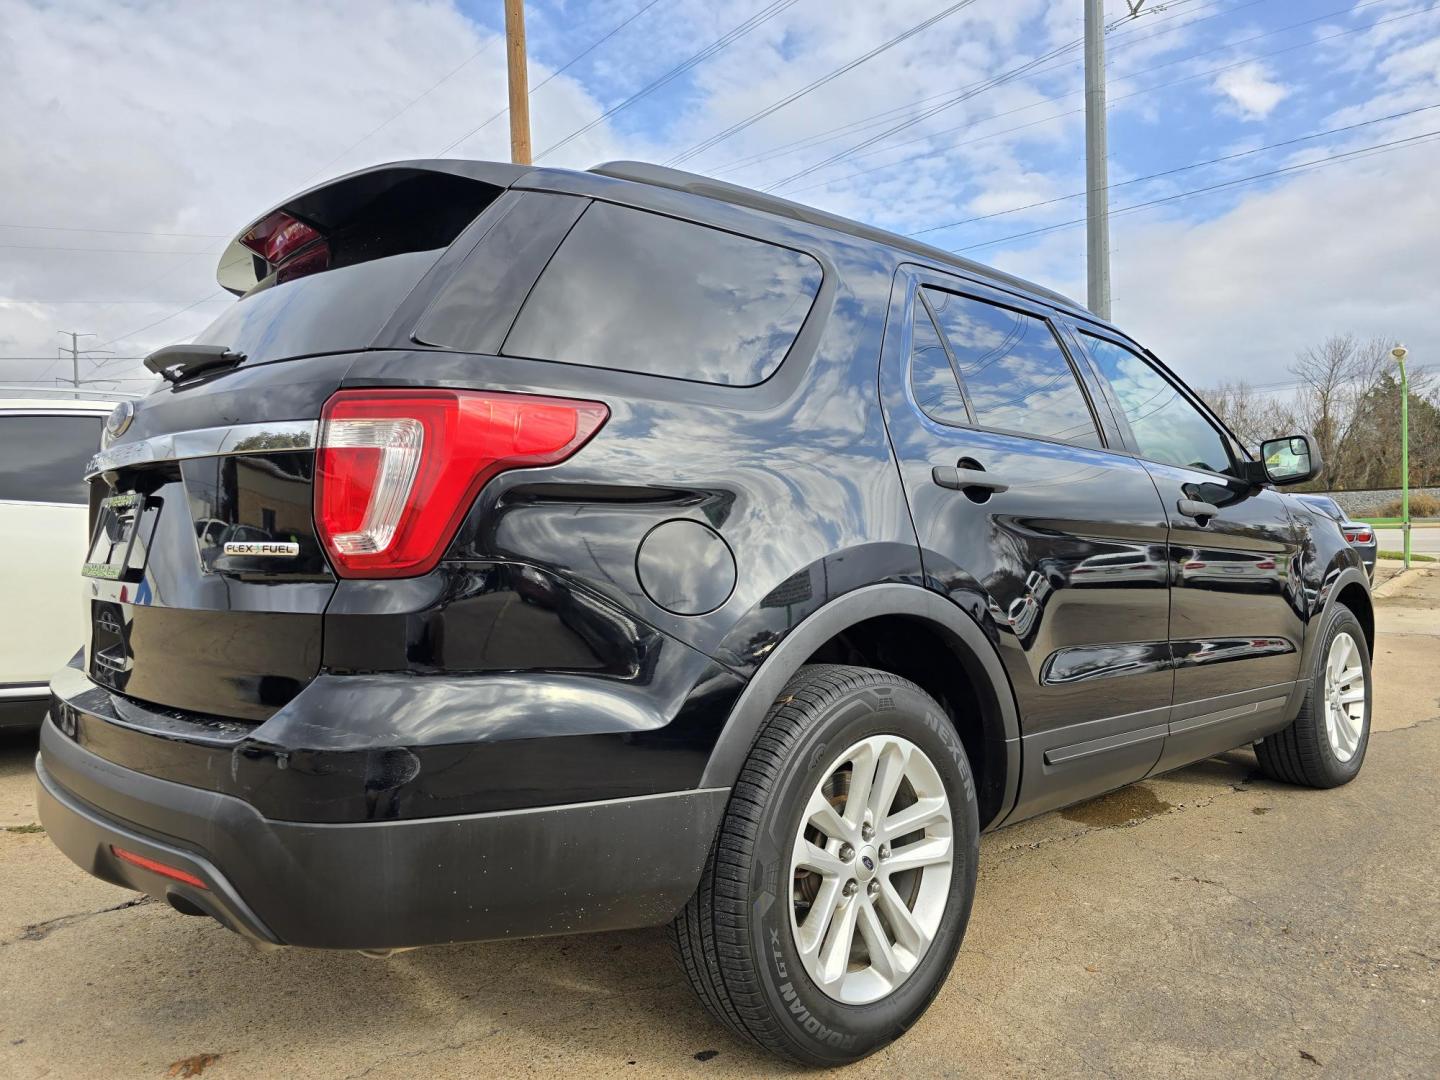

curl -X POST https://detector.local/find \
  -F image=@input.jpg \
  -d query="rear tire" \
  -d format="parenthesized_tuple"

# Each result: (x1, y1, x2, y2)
(670, 665, 979, 1065)
(1255, 604, 1371, 788)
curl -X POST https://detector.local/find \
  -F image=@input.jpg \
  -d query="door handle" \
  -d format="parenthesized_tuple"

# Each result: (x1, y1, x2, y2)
(1177, 498, 1220, 522)
(932, 466, 1009, 493)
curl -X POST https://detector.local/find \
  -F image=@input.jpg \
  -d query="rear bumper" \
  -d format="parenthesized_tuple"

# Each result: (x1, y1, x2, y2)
(36, 718, 727, 950)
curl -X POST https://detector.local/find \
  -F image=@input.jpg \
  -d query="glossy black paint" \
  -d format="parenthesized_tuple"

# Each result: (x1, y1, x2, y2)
(44, 160, 1374, 950)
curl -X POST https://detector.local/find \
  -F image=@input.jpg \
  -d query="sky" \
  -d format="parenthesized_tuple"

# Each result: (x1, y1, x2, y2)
(0, 0, 1436, 398)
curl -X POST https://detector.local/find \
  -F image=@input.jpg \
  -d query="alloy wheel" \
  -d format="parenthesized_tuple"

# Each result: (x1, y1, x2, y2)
(788, 733, 954, 1005)
(1323, 630, 1366, 762)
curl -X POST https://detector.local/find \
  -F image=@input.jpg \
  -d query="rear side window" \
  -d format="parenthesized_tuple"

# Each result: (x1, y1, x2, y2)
(910, 297, 969, 423)
(0, 414, 101, 504)
(502, 202, 822, 386)
(922, 288, 1101, 448)
(1080, 334, 1232, 474)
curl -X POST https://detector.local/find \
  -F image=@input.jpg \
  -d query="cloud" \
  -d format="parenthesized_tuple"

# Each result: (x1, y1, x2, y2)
(1212, 61, 1290, 120)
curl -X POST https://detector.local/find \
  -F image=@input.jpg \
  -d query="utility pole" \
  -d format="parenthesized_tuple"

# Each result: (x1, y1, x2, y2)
(1392, 344, 1411, 569)
(1084, 0, 1144, 321)
(504, 0, 532, 165)
(56, 330, 111, 397)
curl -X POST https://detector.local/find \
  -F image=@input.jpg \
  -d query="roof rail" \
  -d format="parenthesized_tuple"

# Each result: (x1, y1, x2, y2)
(588, 160, 1086, 315)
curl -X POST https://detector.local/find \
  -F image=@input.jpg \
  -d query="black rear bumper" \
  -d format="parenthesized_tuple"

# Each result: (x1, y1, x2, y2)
(36, 719, 727, 950)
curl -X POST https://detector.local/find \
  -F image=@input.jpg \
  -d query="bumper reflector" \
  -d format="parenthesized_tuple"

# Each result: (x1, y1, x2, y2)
(110, 845, 208, 889)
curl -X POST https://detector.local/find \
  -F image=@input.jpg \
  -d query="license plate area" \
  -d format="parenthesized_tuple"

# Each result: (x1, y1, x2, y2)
(83, 493, 157, 581)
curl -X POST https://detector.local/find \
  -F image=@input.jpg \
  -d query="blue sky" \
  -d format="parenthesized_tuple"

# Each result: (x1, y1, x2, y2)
(1, 0, 1436, 395)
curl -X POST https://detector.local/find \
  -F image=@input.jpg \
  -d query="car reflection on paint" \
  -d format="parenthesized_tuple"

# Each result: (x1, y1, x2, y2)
(1179, 551, 1280, 593)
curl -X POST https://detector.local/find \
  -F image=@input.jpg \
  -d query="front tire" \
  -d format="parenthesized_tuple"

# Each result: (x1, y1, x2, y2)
(1255, 604, 1372, 788)
(671, 665, 979, 1065)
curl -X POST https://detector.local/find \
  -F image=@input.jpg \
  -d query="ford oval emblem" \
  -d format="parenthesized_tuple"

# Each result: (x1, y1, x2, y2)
(105, 399, 134, 441)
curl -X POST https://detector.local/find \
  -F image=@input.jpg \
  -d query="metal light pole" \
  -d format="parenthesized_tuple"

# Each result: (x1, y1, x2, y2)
(1083, 0, 1111, 321)
(1392, 344, 1410, 569)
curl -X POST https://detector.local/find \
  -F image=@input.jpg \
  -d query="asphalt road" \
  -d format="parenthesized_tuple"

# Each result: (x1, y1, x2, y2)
(3, 572, 1438, 1079)
(1374, 526, 1440, 556)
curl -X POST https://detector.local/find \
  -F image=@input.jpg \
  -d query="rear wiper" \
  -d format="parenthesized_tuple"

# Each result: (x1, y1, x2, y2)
(144, 344, 246, 383)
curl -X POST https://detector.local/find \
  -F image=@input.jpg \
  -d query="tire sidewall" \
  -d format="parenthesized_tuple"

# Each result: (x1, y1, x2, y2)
(1309, 606, 1372, 782)
(742, 677, 980, 1064)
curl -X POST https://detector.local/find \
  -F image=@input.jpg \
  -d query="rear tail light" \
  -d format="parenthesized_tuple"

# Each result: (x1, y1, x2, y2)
(239, 210, 329, 283)
(315, 389, 608, 578)
(1344, 528, 1373, 544)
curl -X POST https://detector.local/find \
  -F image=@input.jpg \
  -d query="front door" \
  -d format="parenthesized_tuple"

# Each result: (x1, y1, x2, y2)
(880, 270, 1175, 823)
(1071, 330, 1305, 773)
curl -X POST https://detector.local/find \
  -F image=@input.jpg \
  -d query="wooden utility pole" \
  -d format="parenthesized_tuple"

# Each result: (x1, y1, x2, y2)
(504, 0, 532, 165)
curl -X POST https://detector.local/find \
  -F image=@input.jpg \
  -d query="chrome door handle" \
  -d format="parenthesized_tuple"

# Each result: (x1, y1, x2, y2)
(1177, 498, 1220, 522)
(932, 466, 1009, 493)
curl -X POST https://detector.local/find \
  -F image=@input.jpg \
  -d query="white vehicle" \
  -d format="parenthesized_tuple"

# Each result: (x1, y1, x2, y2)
(1, 390, 129, 728)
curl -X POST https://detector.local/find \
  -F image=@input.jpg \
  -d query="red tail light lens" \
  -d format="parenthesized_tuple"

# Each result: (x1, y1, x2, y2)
(315, 389, 608, 578)
(1344, 528, 1373, 544)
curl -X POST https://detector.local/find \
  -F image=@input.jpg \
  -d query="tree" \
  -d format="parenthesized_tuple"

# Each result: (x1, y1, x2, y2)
(1203, 381, 1297, 450)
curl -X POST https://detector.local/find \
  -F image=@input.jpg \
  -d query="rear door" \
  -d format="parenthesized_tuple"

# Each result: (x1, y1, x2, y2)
(0, 409, 103, 685)
(880, 270, 1174, 822)
(1070, 329, 1304, 772)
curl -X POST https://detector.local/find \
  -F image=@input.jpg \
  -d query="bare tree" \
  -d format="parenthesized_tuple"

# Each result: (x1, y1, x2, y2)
(1203, 381, 1297, 450)
(1289, 335, 1395, 488)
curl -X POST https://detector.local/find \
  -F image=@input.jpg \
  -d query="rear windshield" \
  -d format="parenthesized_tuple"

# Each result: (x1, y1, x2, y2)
(500, 202, 821, 386)
(192, 249, 441, 366)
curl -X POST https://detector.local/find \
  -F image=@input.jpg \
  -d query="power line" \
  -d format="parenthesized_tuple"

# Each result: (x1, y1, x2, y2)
(295, 39, 507, 188)
(951, 127, 1440, 253)
(777, 9, 1407, 200)
(437, 0, 669, 157)
(768, 0, 1436, 201)
(664, 0, 982, 168)
(744, 0, 1409, 191)
(0, 243, 215, 255)
(0, 223, 225, 238)
(761, 35, 1088, 191)
(91, 292, 227, 352)
(534, 0, 802, 162)
(911, 101, 1440, 237)
(709, 0, 1265, 179)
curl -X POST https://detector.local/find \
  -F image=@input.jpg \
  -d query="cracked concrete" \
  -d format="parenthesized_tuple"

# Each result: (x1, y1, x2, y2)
(1, 572, 1438, 1079)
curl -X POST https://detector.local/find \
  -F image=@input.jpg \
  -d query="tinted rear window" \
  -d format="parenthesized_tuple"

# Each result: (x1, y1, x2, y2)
(501, 202, 822, 386)
(193, 249, 442, 366)
(0, 414, 101, 503)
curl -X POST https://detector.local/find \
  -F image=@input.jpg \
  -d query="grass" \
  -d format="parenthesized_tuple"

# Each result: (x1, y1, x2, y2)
(1379, 550, 1437, 562)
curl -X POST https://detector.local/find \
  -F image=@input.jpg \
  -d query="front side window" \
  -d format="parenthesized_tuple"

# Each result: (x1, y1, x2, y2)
(1080, 334, 1232, 474)
(923, 288, 1101, 447)
(0, 414, 101, 503)
(502, 202, 822, 386)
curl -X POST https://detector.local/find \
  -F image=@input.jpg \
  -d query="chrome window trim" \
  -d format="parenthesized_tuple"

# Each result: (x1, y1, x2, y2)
(85, 419, 318, 479)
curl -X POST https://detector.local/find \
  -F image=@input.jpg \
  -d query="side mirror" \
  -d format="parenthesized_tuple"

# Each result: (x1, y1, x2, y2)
(1258, 433, 1322, 486)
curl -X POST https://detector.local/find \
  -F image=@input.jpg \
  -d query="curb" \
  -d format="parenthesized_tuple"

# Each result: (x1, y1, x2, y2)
(1373, 566, 1435, 599)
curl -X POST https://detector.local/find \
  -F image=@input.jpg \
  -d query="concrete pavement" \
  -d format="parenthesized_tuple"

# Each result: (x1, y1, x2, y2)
(2, 573, 1438, 1079)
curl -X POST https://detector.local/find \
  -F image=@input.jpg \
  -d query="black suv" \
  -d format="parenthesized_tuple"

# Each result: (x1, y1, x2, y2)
(39, 160, 1374, 1065)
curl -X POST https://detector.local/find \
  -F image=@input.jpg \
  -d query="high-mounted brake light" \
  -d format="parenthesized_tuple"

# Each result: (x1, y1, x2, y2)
(239, 210, 330, 283)
(315, 389, 609, 578)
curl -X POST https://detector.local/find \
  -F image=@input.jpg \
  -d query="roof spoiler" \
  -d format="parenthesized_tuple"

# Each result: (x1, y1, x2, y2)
(216, 160, 528, 296)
